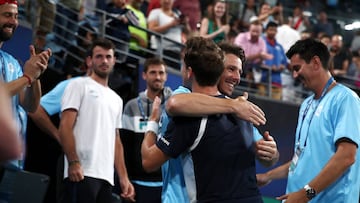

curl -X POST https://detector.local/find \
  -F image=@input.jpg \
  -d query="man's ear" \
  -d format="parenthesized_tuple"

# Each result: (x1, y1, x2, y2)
(142, 71, 147, 81)
(187, 66, 193, 79)
(85, 56, 92, 68)
(312, 56, 322, 70)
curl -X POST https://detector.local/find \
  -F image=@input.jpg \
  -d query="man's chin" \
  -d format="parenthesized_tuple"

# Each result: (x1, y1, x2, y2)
(222, 89, 232, 97)
(0, 33, 14, 42)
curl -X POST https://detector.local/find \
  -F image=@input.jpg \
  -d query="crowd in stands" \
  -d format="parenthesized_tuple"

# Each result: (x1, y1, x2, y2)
(19, 0, 360, 105)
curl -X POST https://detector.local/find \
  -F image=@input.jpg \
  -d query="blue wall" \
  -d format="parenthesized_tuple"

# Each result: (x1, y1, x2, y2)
(2, 24, 32, 67)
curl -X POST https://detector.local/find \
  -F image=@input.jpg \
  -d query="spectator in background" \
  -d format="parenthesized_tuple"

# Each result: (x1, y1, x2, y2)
(300, 29, 312, 40)
(26, 0, 56, 53)
(330, 34, 351, 77)
(348, 51, 360, 88)
(276, 17, 301, 53)
(63, 22, 97, 79)
(258, 22, 287, 100)
(173, 0, 201, 33)
(257, 2, 282, 29)
(235, 0, 257, 32)
(199, 0, 229, 43)
(289, 5, 310, 34)
(350, 30, 360, 52)
(120, 57, 172, 203)
(319, 33, 331, 50)
(106, 0, 139, 64)
(126, 0, 149, 65)
(54, 0, 82, 48)
(147, 0, 190, 70)
(276, 17, 301, 103)
(272, 2, 284, 26)
(313, 10, 334, 38)
(234, 21, 272, 88)
(80, 0, 99, 29)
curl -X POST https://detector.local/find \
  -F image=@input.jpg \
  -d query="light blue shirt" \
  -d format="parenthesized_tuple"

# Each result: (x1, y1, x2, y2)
(41, 78, 74, 115)
(286, 84, 360, 202)
(160, 86, 191, 203)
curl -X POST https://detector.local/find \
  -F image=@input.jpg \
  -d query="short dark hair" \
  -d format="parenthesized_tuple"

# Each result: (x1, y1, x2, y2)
(143, 57, 167, 73)
(217, 42, 246, 69)
(286, 38, 330, 69)
(265, 21, 278, 30)
(88, 38, 115, 57)
(184, 37, 224, 86)
(320, 33, 331, 40)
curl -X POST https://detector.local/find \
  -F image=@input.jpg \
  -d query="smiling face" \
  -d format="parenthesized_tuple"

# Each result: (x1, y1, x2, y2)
(143, 63, 167, 93)
(0, 3, 18, 42)
(218, 53, 242, 96)
(288, 54, 315, 90)
(213, 1, 226, 18)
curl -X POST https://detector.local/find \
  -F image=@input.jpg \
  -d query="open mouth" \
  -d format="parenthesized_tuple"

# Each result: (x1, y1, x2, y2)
(3, 27, 13, 33)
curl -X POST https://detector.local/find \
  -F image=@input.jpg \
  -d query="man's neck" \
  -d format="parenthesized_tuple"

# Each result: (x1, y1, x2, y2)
(146, 89, 163, 100)
(192, 83, 220, 96)
(314, 72, 333, 99)
(90, 74, 108, 87)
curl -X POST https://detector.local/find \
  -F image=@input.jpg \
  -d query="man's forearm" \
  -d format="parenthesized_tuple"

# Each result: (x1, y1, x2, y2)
(59, 111, 79, 163)
(266, 161, 291, 181)
(306, 142, 356, 194)
(166, 93, 234, 117)
(141, 131, 157, 171)
(166, 93, 266, 125)
(28, 105, 60, 142)
(60, 130, 79, 163)
(115, 131, 128, 179)
(5, 76, 33, 96)
(21, 80, 42, 113)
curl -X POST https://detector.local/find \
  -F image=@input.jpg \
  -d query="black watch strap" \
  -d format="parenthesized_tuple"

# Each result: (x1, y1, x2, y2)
(304, 184, 316, 200)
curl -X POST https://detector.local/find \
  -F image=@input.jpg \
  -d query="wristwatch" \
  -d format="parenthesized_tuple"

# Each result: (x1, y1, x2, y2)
(304, 184, 316, 200)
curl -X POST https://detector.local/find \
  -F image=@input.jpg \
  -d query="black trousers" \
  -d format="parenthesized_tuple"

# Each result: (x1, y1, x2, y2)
(61, 176, 113, 203)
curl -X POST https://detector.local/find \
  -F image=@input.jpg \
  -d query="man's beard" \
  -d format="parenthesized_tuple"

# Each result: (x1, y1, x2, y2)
(93, 66, 112, 79)
(0, 25, 15, 42)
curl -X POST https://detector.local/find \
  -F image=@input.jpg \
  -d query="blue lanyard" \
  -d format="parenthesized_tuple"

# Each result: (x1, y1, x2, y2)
(137, 96, 149, 121)
(297, 77, 335, 148)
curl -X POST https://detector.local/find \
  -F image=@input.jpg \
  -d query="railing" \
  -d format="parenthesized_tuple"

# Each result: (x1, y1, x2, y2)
(21, 2, 360, 103)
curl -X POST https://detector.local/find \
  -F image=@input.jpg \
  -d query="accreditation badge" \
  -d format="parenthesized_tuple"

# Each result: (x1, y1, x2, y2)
(289, 142, 302, 173)
(134, 116, 148, 133)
